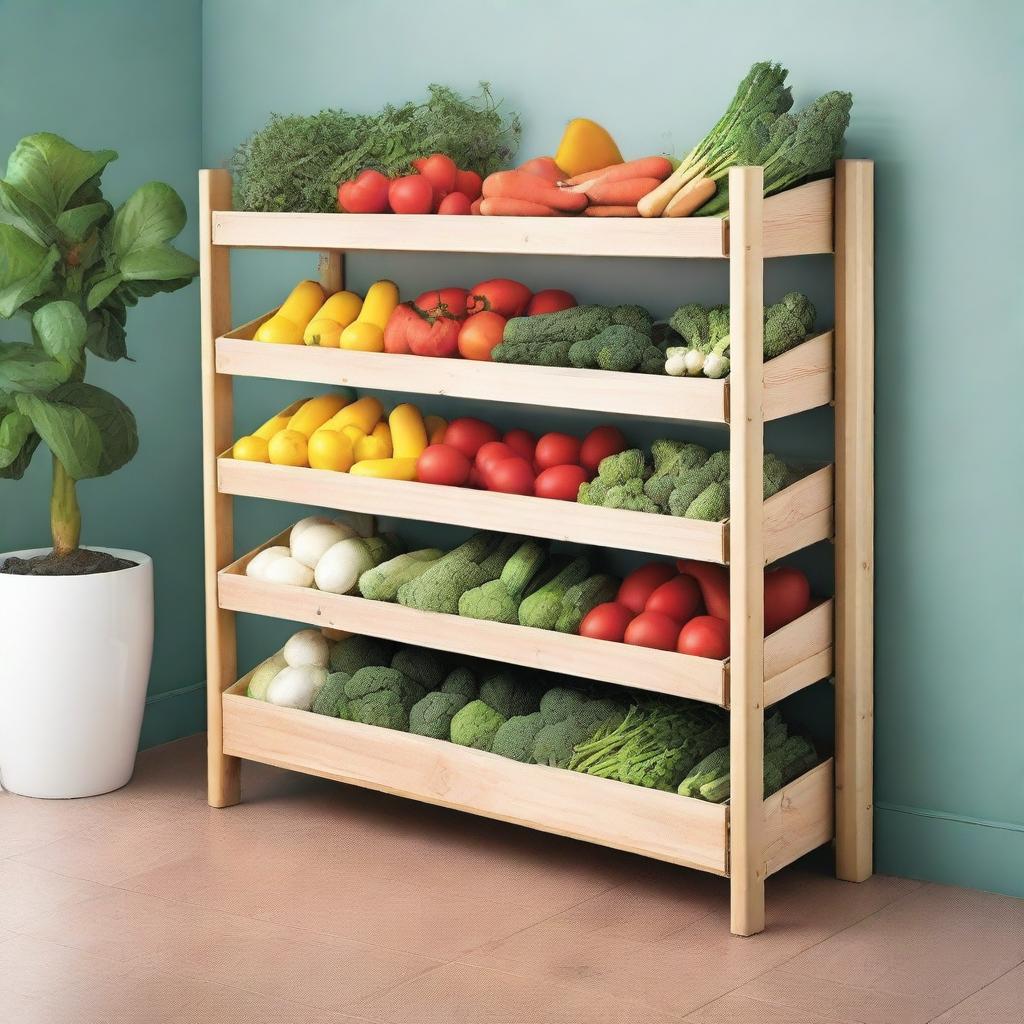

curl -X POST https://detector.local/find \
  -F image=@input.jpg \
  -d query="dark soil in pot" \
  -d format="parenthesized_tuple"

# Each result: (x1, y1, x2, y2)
(1, 549, 137, 576)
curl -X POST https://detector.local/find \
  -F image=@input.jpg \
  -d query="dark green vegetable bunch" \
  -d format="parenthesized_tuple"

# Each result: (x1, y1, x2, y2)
(230, 83, 521, 213)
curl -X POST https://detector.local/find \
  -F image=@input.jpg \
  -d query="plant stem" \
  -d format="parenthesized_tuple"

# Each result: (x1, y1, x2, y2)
(51, 456, 81, 557)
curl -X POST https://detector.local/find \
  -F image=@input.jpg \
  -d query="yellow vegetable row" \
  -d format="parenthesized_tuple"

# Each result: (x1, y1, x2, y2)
(252, 279, 399, 351)
(232, 394, 445, 481)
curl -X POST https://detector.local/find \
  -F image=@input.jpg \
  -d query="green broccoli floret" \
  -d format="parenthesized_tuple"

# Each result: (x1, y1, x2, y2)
(491, 712, 546, 762)
(343, 666, 425, 730)
(502, 305, 612, 347)
(539, 687, 592, 725)
(577, 478, 609, 506)
(440, 666, 478, 701)
(554, 574, 619, 633)
(328, 635, 393, 675)
(605, 478, 659, 513)
(707, 306, 730, 347)
(532, 718, 595, 768)
(685, 481, 729, 521)
(397, 532, 505, 615)
(458, 540, 548, 624)
(390, 648, 448, 690)
(450, 699, 506, 750)
(610, 304, 654, 335)
(517, 556, 590, 630)
(568, 324, 663, 374)
(491, 339, 574, 368)
(479, 671, 539, 719)
(309, 671, 349, 717)
(409, 691, 470, 740)
(358, 548, 443, 602)
(763, 292, 815, 360)
(596, 449, 647, 486)
(668, 303, 710, 348)
(763, 452, 790, 497)
(650, 439, 709, 476)
(639, 346, 668, 374)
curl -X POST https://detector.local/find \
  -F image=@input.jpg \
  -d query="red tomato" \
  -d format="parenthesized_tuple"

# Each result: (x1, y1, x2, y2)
(466, 278, 533, 317)
(534, 432, 581, 471)
(337, 169, 391, 213)
(412, 154, 458, 207)
(579, 602, 635, 642)
(475, 441, 515, 475)
(527, 289, 577, 316)
(466, 465, 486, 489)
(764, 566, 811, 634)
(414, 288, 468, 319)
(388, 174, 433, 214)
(470, 197, 483, 215)
(406, 314, 461, 358)
(645, 574, 703, 624)
(382, 303, 420, 354)
(416, 444, 471, 486)
(617, 562, 677, 614)
(458, 310, 506, 361)
(487, 456, 535, 495)
(677, 616, 730, 659)
(454, 169, 483, 201)
(624, 611, 681, 651)
(580, 425, 628, 474)
(502, 429, 535, 463)
(437, 192, 472, 215)
(444, 417, 500, 459)
(535, 464, 589, 501)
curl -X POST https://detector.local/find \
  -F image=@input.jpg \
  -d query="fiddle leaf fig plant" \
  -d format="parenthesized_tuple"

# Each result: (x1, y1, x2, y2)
(0, 133, 198, 565)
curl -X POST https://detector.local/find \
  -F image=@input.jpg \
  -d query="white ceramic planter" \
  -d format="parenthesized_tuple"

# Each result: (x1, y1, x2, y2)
(0, 547, 154, 799)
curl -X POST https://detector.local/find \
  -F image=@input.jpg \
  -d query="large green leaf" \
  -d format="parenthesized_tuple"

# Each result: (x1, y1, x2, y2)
(49, 381, 137, 476)
(14, 390, 101, 479)
(0, 180, 54, 244)
(86, 272, 123, 311)
(32, 301, 87, 371)
(107, 181, 186, 258)
(85, 305, 128, 361)
(4, 133, 117, 222)
(0, 429, 39, 479)
(0, 224, 60, 316)
(0, 341, 69, 394)
(0, 410, 32, 469)
(119, 245, 198, 282)
(57, 201, 111, 243)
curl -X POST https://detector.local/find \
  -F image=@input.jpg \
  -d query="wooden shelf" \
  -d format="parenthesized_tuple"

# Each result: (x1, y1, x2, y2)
(217, 459, 833, 564)
(212, 179, 833, 260)
(222, 669, 834, 875)
(217, 315, 833, 424)
(218, 531, 834, 708)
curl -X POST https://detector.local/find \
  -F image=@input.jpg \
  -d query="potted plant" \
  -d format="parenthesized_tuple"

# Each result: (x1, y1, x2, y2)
(0, 133, 198, 798)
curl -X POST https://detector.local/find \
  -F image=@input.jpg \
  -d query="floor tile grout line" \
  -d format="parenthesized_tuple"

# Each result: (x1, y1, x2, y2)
(922, 954, 1024, 1024)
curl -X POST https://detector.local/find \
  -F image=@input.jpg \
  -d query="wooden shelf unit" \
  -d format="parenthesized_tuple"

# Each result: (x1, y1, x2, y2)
(199, 162, 874, 936)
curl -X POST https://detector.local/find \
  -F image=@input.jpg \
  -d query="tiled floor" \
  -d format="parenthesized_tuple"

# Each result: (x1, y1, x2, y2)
(1, 735, 1021, 1023)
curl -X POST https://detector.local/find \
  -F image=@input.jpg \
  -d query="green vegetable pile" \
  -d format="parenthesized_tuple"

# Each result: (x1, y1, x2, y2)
(663, 293, 816, 379)
(577, 440, 793, 520)
(230, 83, 521, 213)
(254, 634, 818, 801)
(492, 304, 665, 372)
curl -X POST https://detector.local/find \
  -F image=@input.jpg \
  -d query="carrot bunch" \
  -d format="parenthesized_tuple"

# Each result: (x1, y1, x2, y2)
(563, 157, 673, 217)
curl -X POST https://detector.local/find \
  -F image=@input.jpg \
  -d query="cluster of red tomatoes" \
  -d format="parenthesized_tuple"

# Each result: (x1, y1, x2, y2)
(384, 278, 575, 361)
(416, 419, 628, 500)
(337, 153, 482, 215)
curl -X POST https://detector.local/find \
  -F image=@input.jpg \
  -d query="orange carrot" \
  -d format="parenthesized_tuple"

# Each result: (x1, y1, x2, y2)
(482, 170, 588, 212)
(561, 156, 673, 190)
(582, 205, 641, 217)
(585, 177, 663, 205)
(664, 176, 717, 217)
(517, 156, 566, 183)
(479, 197, 558, 217)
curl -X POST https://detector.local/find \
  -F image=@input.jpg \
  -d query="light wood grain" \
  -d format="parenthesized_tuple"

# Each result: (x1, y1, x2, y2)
(762, 465, 834, 563)
(222, 686, 729, 873)
(762, 331, 834, 421)
(216, 458, 729, 562)
(756, 178, 834, 258)
(833, 160, 875, 883)
(763, 599, 834, 705)
(200, 170, 240, 809)
(728, 166, 767, 936)
(318, 251, 344, 293)
(763, 758, 835, 876)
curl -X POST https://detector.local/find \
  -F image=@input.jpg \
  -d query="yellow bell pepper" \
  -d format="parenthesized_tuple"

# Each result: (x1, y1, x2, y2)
(554, 118, 623, 178)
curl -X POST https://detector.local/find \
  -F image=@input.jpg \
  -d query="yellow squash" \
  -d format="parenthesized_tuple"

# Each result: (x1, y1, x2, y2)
(354, 434, 390, 462)
(286, 394, 350, 437)
(303, 290, 363, 347)
(349, 457, 418, 481)
(254, 280, 326, 344)
(232, 398, 310, 461)
(320, 395, 384, 435)
(340, 280, 399, 352)
(554, 119, 623, 178)
(389, 403, 428, 459)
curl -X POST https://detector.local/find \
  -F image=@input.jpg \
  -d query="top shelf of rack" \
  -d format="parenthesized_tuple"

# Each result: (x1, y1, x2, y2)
(211, 178, 834, 260)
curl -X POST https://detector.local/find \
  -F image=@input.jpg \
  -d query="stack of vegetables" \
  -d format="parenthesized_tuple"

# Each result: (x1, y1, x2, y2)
(246, 631, 819, 802)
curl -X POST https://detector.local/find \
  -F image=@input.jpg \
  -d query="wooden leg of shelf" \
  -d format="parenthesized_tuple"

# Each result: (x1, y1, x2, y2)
(318, 251, 344, 293)
(200, 169, 241, 808)
(728, 166, 766, 936)
(834, 160, 875, 881)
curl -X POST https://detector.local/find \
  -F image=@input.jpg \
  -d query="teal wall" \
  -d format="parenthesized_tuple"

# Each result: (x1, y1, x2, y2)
(3, 0, 1022, 898)
(0, 0, 206, 747)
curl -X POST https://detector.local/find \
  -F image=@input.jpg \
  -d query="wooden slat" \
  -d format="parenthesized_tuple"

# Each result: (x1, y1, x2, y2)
(215, 336, 729, 424)
(728, 166, 767, 937)
(222, 688, 729, 873)
(762, 332, 834, 421)
(200, 169, 240, 809)
(764, 599, 834, 705)
(834, 160, 875, 883)
(217, 568, 728, 705)
(757, 178, 834, 258)
(762, 465, 834, 563)
(216, 458, 729, 562)
(763, 758, 835, 875)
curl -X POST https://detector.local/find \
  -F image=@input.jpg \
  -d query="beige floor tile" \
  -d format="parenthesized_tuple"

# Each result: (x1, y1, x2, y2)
(783, 883, 1024, 1009)
(354, 960, 685, 1023)
(0, 861, 109, 931)
(931, 961, 1024, 1023)
(684, 991, 850, 1023)
(0, 986, 52, 1024)
(732, 967, 948, 1024)
(0, 790, 100, 859)
(0, 934, 135, 1004)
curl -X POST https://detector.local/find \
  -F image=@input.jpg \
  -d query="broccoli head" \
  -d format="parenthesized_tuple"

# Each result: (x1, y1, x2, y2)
(576, 478, 610, 506)
(763, 452, 790, 497)
(391, 647, 448, 690)
(450, 699, 506, 749)
(554, 574, 620, 633)
(763, 292, 816, 360)
(650, 439, 709, 476)
(609, 304, 654, 335)
(491, 339, 574, 368)
(517, 556, 591, 630)
(685, 481, 729, 521)
(668, 303, 709, 348)
(343, 666, 422, 730)
(328, 635, 393, 675)
(502, 305, 612, 347)
(358, 548, 443, 602)
(596, 449, 647, 486)
(568, 324, 663, 374)
(458, 578, 520, 623)
(491, 712, 546, 762)
(479, 672, 539, 719)
(397, 532, 504, 615)
(539, 687, 592, 726)
(309, 671, 349, 717)
(532, 718, 594, 768)
(707, 306, 730, 347)
(440, 666, 479, 701)
(409, 691, 470, 740)
(605, 479, 659, 513)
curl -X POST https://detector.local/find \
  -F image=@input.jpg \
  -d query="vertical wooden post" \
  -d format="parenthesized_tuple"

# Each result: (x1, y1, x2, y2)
(834, 160, 875, 881)
(318, 251, 344, 294)
(728, 166, 766, 936)
(200, 170, 240, 808)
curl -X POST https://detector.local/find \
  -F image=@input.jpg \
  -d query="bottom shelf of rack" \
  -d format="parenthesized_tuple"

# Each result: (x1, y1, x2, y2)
(222, 676, 835, 878)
